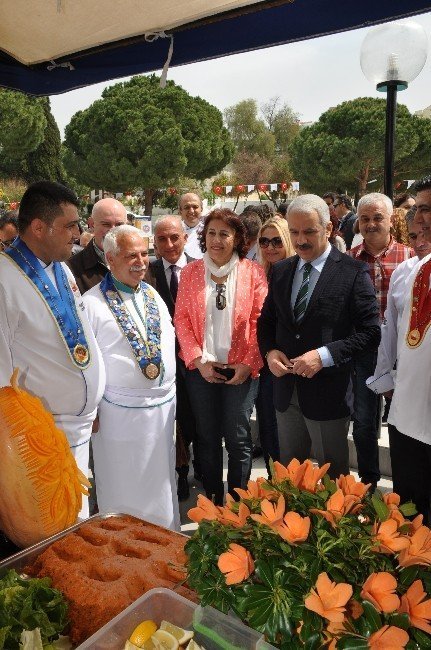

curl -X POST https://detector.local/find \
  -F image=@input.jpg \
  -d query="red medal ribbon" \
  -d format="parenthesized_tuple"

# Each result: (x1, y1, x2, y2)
(406, 259, 431, 348)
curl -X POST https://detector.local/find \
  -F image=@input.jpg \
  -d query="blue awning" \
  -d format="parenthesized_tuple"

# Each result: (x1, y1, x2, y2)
(1, 0, 430, 95)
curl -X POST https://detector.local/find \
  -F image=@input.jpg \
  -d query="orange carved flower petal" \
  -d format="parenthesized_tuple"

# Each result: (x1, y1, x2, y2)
(367, 625, 409, 649)
(188, 494, 221, 523)
(337, 474, 370, 498)
(304, 572, 352, 623)
(219, 501, 250, 528)
(276, 511, 310, 544)
(217, 543, 254, 585)
(399, 579, 431, 634)
(361, 572, 400, 613)
(300, 460, 331, 493)
(372, 518, 410, 554)
(250, 494, 285, 527)
(398, 525, 431, 567)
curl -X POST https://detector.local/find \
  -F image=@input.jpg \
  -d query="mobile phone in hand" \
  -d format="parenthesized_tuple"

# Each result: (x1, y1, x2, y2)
(214, 366, 235, 380)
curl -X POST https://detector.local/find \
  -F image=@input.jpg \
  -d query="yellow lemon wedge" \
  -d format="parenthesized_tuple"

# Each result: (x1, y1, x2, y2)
(151, 630, 179, 650)
(129, 620, 158, 647)
(159, 621, 194, 645)
(185, 640, 203, 650)
(124, 641, 143, 650)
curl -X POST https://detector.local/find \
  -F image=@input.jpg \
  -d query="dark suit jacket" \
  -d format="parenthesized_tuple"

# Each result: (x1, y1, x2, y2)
(68, 239, 155, 294)
(338, 211, 357, 250)
(149, 254, 195, 319)
(257, 246, 380, 420)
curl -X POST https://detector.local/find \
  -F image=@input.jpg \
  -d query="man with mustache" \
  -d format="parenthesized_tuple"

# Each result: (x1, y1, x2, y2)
(347, 193, 412, 491)
(83, 225, 180, 530)
(258, 194, 380, 479)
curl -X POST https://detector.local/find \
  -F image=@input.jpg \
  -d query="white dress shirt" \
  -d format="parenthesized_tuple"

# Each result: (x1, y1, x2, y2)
(162, 252, 188, 286)
(183, 221, 204, 259)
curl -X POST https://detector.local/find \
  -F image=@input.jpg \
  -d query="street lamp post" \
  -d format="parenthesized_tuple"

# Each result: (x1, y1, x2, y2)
(360, 22, 428, 199)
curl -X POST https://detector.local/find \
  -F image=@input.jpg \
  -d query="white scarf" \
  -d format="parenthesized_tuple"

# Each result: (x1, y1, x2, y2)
(201, 251, 239, 363)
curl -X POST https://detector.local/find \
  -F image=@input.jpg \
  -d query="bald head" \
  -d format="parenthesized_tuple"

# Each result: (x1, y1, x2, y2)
(179, 192, 202, 228)
(89, 198, 127, 248)
(154, 215, 187, 264)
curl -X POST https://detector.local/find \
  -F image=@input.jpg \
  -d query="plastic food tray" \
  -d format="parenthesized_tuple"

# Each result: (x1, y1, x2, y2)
(77, 587, 276, 650)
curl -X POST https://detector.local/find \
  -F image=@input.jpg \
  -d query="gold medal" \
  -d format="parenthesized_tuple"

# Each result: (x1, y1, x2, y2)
(144, 363, 160, 379)
(407, 328, 421, 346)
(73, 344, 90, 364)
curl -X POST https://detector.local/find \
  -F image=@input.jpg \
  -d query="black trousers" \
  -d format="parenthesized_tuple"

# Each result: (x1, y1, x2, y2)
(388, 423, 431, 525)
(176, 358, 201, 474)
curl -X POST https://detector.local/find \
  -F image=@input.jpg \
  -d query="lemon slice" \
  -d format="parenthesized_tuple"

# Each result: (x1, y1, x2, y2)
(124, 641, 144, 650)
(185, 640, 203, 650)
(160, 621, 194, 645)
(151, 629, 179, 650)
(129, 620, 158, 647)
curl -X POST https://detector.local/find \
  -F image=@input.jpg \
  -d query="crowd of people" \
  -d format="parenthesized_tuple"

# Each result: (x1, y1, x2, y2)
(1, 177, 431, 558)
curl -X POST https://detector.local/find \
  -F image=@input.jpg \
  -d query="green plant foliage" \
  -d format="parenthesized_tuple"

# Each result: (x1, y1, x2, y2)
(186, 461, 431, 647)
(0, 90, 46, 160)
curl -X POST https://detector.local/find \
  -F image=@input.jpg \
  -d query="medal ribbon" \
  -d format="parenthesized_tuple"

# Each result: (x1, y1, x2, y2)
(406, 259, 431, 348)
(4, 238, 90, 368)
(100, 272, 163, 379)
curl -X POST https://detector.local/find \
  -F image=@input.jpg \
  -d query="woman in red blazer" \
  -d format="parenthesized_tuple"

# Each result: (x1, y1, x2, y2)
(175, 208, 267, 504)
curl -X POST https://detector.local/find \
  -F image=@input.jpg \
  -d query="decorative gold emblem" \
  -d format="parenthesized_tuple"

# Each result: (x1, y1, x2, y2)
(144, 363, 160, 380)
(407, 329, 421, 346)
(73, 344, 89, 364)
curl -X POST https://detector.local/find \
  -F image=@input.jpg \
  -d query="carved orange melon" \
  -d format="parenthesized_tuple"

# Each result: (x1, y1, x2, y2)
(0, 369, 91, 548)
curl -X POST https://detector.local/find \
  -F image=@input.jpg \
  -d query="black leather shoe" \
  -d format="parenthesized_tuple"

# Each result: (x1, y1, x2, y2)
(177, 475, 190, 501)
(193, 471, 203, 483)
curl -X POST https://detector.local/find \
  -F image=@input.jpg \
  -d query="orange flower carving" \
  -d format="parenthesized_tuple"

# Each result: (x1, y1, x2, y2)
(372, 518, 410, 554)
(301, 460, 331, 493)
(272, 458, 329, 493)
(337, 474, 370, 498)
(250, 494, 285, 528)
(360, 572, 400, 613)
(367, 625, 408, 649)
(304, 572, 352, 623)
(275, 511, 311, 544)
(398, 525, 431, 567)
(234, 478, 266, 501)
(188, 494, 221, 523)
(399, 579, 431, 634)
(217, 543, 254, 585)
(219, 496, 250, 528)
(311, 489, 362, 527)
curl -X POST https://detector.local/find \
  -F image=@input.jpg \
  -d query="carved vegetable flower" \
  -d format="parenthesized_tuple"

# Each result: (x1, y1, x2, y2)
(398, 525, 431, 567)
(218, 496, 250, 528)
(187, 494, 221, 523)
(275, 511, 310, 544)
(250, 494, 285, 528)
(399, 579, 431, 634)
(372, 518, 410, 554)
(360, 572, 400, 613)
(310, 489, 362, 527)
(217, 543, 254, 585)
(304, 572, 352, 623)
(367, 625, 409, 649)
(337, 474, 370, 498)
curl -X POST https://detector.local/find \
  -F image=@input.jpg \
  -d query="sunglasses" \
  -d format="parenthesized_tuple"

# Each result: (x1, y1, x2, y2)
(258, 236, 284, 249)
(215, 283, 226, 310)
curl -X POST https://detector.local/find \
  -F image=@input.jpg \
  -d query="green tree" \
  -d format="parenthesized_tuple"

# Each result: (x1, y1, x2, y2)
(0, 89, 46, 160)
(224, 99, 275, 158)
(290, 97, 430, 196)
(24, 98, 64, 182)
(0, 96, 64, 183)
(261, 96, 300, 155)
(63, 75, 233, 214)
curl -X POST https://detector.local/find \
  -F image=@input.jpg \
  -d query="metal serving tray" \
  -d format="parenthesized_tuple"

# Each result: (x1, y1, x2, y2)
(0, 512, 186, 573)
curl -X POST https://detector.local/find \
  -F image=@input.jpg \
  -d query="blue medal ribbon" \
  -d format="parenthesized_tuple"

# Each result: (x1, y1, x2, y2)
(4, 238, 91, 369)
(100, 272, 163, 380)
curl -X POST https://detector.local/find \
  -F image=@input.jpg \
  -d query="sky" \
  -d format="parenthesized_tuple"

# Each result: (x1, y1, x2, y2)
(50, 12, 431, 139)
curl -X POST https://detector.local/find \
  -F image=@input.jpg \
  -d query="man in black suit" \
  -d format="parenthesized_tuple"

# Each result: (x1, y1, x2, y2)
(334, 194, 357, 250)
(150, 215, 200, 499)
(257, 194, 380, 479)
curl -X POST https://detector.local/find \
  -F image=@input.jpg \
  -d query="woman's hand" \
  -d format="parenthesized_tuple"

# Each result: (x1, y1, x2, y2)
(225, 363, 252, 385)
(193, 357, 227, 383)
